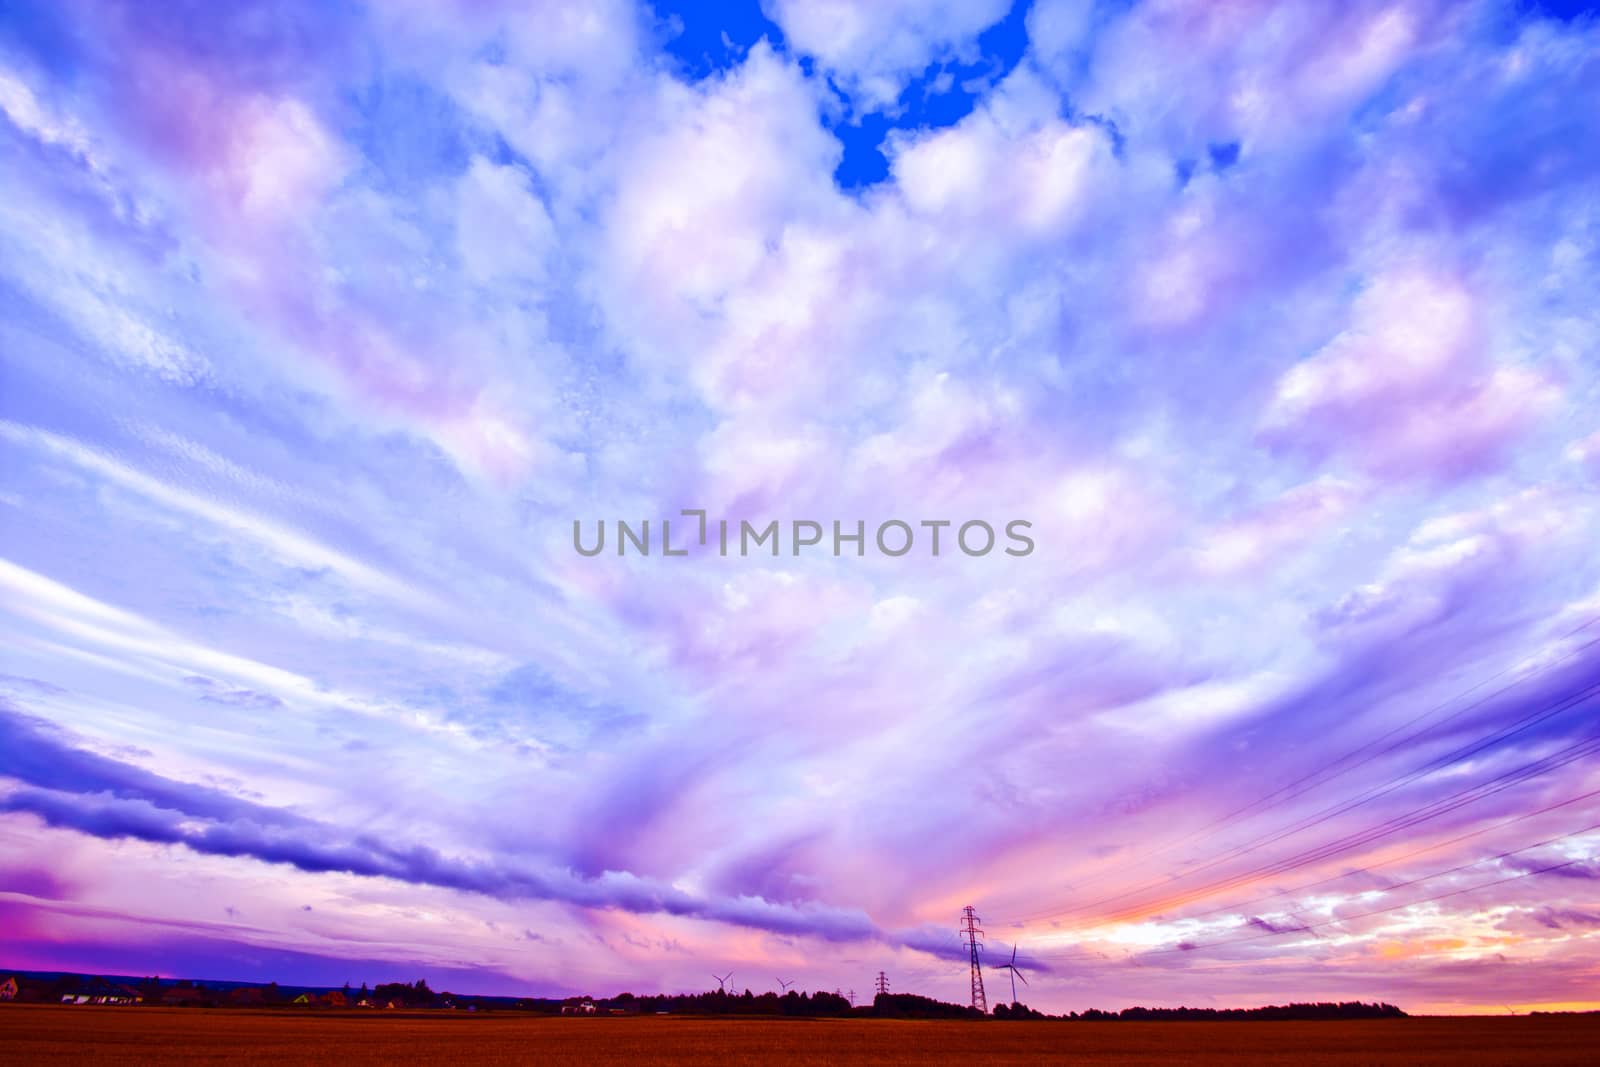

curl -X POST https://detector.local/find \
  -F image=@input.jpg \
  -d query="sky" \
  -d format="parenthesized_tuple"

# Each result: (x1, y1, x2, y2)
(1, 0, 1599, 1015)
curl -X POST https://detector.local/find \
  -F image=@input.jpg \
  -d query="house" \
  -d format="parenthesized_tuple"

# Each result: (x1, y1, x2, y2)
(0, 976, 17, 1001)
(319, 990, 347, 1008)
(560, 1000, 597, 1015)
(292, 993, 313, 1005)
(59, 979, 142, 1006)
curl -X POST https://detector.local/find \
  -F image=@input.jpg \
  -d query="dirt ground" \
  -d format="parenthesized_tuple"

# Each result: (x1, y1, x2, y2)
(2, 1005, 1598, 1065)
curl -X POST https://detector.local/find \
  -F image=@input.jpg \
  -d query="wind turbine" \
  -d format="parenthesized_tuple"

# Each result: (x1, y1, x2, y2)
(996, 945, 1028, 1005)
(777, 978, 794, 994)
(712, 972, 732, 994)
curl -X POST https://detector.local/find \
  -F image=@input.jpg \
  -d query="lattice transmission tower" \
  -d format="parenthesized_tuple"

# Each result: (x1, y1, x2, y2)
(960, 905, 987, 1013)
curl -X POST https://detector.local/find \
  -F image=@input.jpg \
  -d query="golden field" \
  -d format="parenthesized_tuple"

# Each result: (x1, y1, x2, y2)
(3, 1005, 1598, 1064)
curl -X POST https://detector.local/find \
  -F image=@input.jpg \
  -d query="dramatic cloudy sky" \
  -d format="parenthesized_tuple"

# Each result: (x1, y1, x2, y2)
(3, 0, 1599, 1014)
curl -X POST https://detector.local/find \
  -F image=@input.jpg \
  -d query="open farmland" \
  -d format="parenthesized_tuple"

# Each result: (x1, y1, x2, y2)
(3, 1006, 1598, 1065)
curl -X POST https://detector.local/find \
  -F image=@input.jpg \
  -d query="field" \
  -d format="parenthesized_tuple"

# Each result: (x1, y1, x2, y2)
(2, 1006, 1598, 1064)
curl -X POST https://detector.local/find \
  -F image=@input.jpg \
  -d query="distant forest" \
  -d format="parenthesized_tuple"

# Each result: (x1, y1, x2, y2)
(1076, 1002, 1407, 1021)
(2, 971, 1406, 1021)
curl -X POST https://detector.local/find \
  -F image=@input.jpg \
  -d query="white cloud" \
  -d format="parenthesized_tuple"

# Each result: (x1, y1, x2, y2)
(456, 157, 556, 286)
(0, 421, 431, 609)
(767, 0, 1013, 108)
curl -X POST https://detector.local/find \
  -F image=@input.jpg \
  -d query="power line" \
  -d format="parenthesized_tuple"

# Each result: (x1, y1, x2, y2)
(1008, 661, 1600, 927)
(1084, 725, 1600, 929)
(1255, 818, 1600, 920)
(1170, 622, 1600, 853)
(930, 624, 1600, 980)
(1030, 822, 1600, 962)
(1167, 784, 1600, 926)
(1156, 680, 1600, 882)
(1005, 678, 1600, 927)
(998, 622, 1600, 925)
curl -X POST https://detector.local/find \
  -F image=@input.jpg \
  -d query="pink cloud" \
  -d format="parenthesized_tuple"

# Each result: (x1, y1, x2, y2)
(1261, 268, 1561, 479)
(1190, 477, 1368, 577)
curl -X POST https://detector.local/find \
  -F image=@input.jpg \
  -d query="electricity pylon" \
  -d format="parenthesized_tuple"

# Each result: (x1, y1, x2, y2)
(961, 905, 987, 1013)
